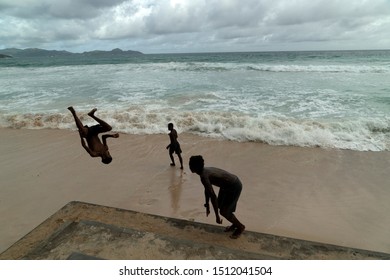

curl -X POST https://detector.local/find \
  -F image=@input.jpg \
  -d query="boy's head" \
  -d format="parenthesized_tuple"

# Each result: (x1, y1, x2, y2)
(101, 153, 112, 164)
(168, 123, 174, 130)
(189, 155, 204, 174)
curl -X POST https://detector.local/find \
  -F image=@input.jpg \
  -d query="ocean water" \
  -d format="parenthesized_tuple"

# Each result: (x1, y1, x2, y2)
(1, 50, 390, 151)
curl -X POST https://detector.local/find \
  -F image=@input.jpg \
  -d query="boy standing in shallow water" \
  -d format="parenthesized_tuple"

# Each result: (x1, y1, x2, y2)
(68, 106, 119, 164)
(189, 155, 245, 239)
(166, 123, 183, 169)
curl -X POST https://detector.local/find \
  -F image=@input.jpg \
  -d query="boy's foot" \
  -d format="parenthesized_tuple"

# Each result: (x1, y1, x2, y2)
(170, 163, 175, 166)
(88, 108, 97, 116)
(230, 225, 245, 239)
(224, 225, 236, 232)
(180, 166, 183, 170)
(67, 106, 75, 113)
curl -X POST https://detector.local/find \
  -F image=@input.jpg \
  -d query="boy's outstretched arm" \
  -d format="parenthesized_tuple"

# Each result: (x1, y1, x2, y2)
(102, 133, 119, 145)
(204, 190, 210, 216)
(202, 178, 222, 224)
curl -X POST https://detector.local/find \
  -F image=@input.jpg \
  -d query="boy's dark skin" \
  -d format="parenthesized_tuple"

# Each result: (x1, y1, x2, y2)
(189, 155, 245, 239)
(68, 106, 119, 164)
(166, 123, 183, 169)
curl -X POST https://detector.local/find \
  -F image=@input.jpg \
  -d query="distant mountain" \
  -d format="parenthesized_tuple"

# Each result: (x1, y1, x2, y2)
(80, 48, 143, 57)
(0, 48, 143, 58)
(0, 48, 72, 58)
(0, 53, 12, 58)
(0, 54, 13, 58)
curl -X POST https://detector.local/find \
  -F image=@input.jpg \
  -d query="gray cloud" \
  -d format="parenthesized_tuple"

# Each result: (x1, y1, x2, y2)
(1, 0, 389, 53)
(0, 0, 125, 19)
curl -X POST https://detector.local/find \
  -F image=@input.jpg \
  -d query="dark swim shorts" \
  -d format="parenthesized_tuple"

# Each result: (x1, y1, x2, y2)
(87, 124, 104, 137)
(217, 178, 242, 214)
(169, 142, 182, 154)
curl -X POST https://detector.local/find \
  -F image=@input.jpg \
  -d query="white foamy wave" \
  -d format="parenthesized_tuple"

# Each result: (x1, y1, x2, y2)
(245, 64, 390, 73)
(144, 62, 390, 74)
(98, 61, 390, 74)
(1, 109, 389, 152)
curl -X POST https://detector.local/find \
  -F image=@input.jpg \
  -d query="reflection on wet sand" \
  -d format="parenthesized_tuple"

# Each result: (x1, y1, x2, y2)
(169, 168, 184, 214)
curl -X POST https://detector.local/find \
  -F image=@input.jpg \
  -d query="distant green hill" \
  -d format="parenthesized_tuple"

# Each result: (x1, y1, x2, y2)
(0, 53, 13, 58)
(0, 48, 143, 58)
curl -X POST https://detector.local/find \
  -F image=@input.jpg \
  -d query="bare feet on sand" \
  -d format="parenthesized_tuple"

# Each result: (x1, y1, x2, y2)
(230, 225, 245, 239)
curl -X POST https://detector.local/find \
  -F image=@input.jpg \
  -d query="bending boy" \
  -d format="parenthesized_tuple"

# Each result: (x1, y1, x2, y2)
(68, 106, 119, 164)
(189, 155, 245, 239)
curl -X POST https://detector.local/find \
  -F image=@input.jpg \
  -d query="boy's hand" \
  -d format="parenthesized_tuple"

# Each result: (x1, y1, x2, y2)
(204, 204, 210, 216)
(216, 217, 223, 224)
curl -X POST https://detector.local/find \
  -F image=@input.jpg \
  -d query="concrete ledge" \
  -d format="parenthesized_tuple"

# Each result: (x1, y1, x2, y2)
(1, 201, 389, 260)
(67, 252, 104, 260)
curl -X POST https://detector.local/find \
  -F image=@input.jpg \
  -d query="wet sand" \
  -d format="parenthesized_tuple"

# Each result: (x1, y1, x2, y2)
(1, 127, 389, 254)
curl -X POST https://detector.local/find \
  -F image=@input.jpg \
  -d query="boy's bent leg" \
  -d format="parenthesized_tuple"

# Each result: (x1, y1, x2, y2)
(178, 153, 184, 169)
(220, 208, 245, 238)
(68, 106, 88, 137)
(222, 212, 245, 239)
(88, 108, 112, 132)
(169, 152, 176, 166)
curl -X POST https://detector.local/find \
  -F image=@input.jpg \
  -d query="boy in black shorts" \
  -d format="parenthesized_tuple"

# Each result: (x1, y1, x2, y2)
(189, 155, 245, 239)
(166, 123, 183, 169)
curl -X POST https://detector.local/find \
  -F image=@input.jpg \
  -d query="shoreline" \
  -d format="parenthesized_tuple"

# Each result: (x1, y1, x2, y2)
(1, 127, 389, 255)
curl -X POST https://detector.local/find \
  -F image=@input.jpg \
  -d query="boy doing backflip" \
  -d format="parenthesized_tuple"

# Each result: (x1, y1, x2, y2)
(189, 155, 245, 239)
(68, 106, 119, 164)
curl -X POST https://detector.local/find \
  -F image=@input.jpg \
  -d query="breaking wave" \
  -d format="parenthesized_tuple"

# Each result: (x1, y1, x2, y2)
(1, 109, 389, 152)
(125, 62, 390, 74)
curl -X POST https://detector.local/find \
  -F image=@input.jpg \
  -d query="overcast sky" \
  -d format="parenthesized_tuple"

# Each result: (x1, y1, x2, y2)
(1, 0, 390, 53)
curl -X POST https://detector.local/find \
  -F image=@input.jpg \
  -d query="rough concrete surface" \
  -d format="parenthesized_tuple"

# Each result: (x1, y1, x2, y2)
(1, 201, 389, 260)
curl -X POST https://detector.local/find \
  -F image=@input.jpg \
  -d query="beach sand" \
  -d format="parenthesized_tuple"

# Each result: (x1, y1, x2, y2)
(1, 127, 389, 255)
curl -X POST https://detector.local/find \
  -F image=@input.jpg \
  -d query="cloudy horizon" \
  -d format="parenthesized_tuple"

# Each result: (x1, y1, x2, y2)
(1, 0, 390, 54)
